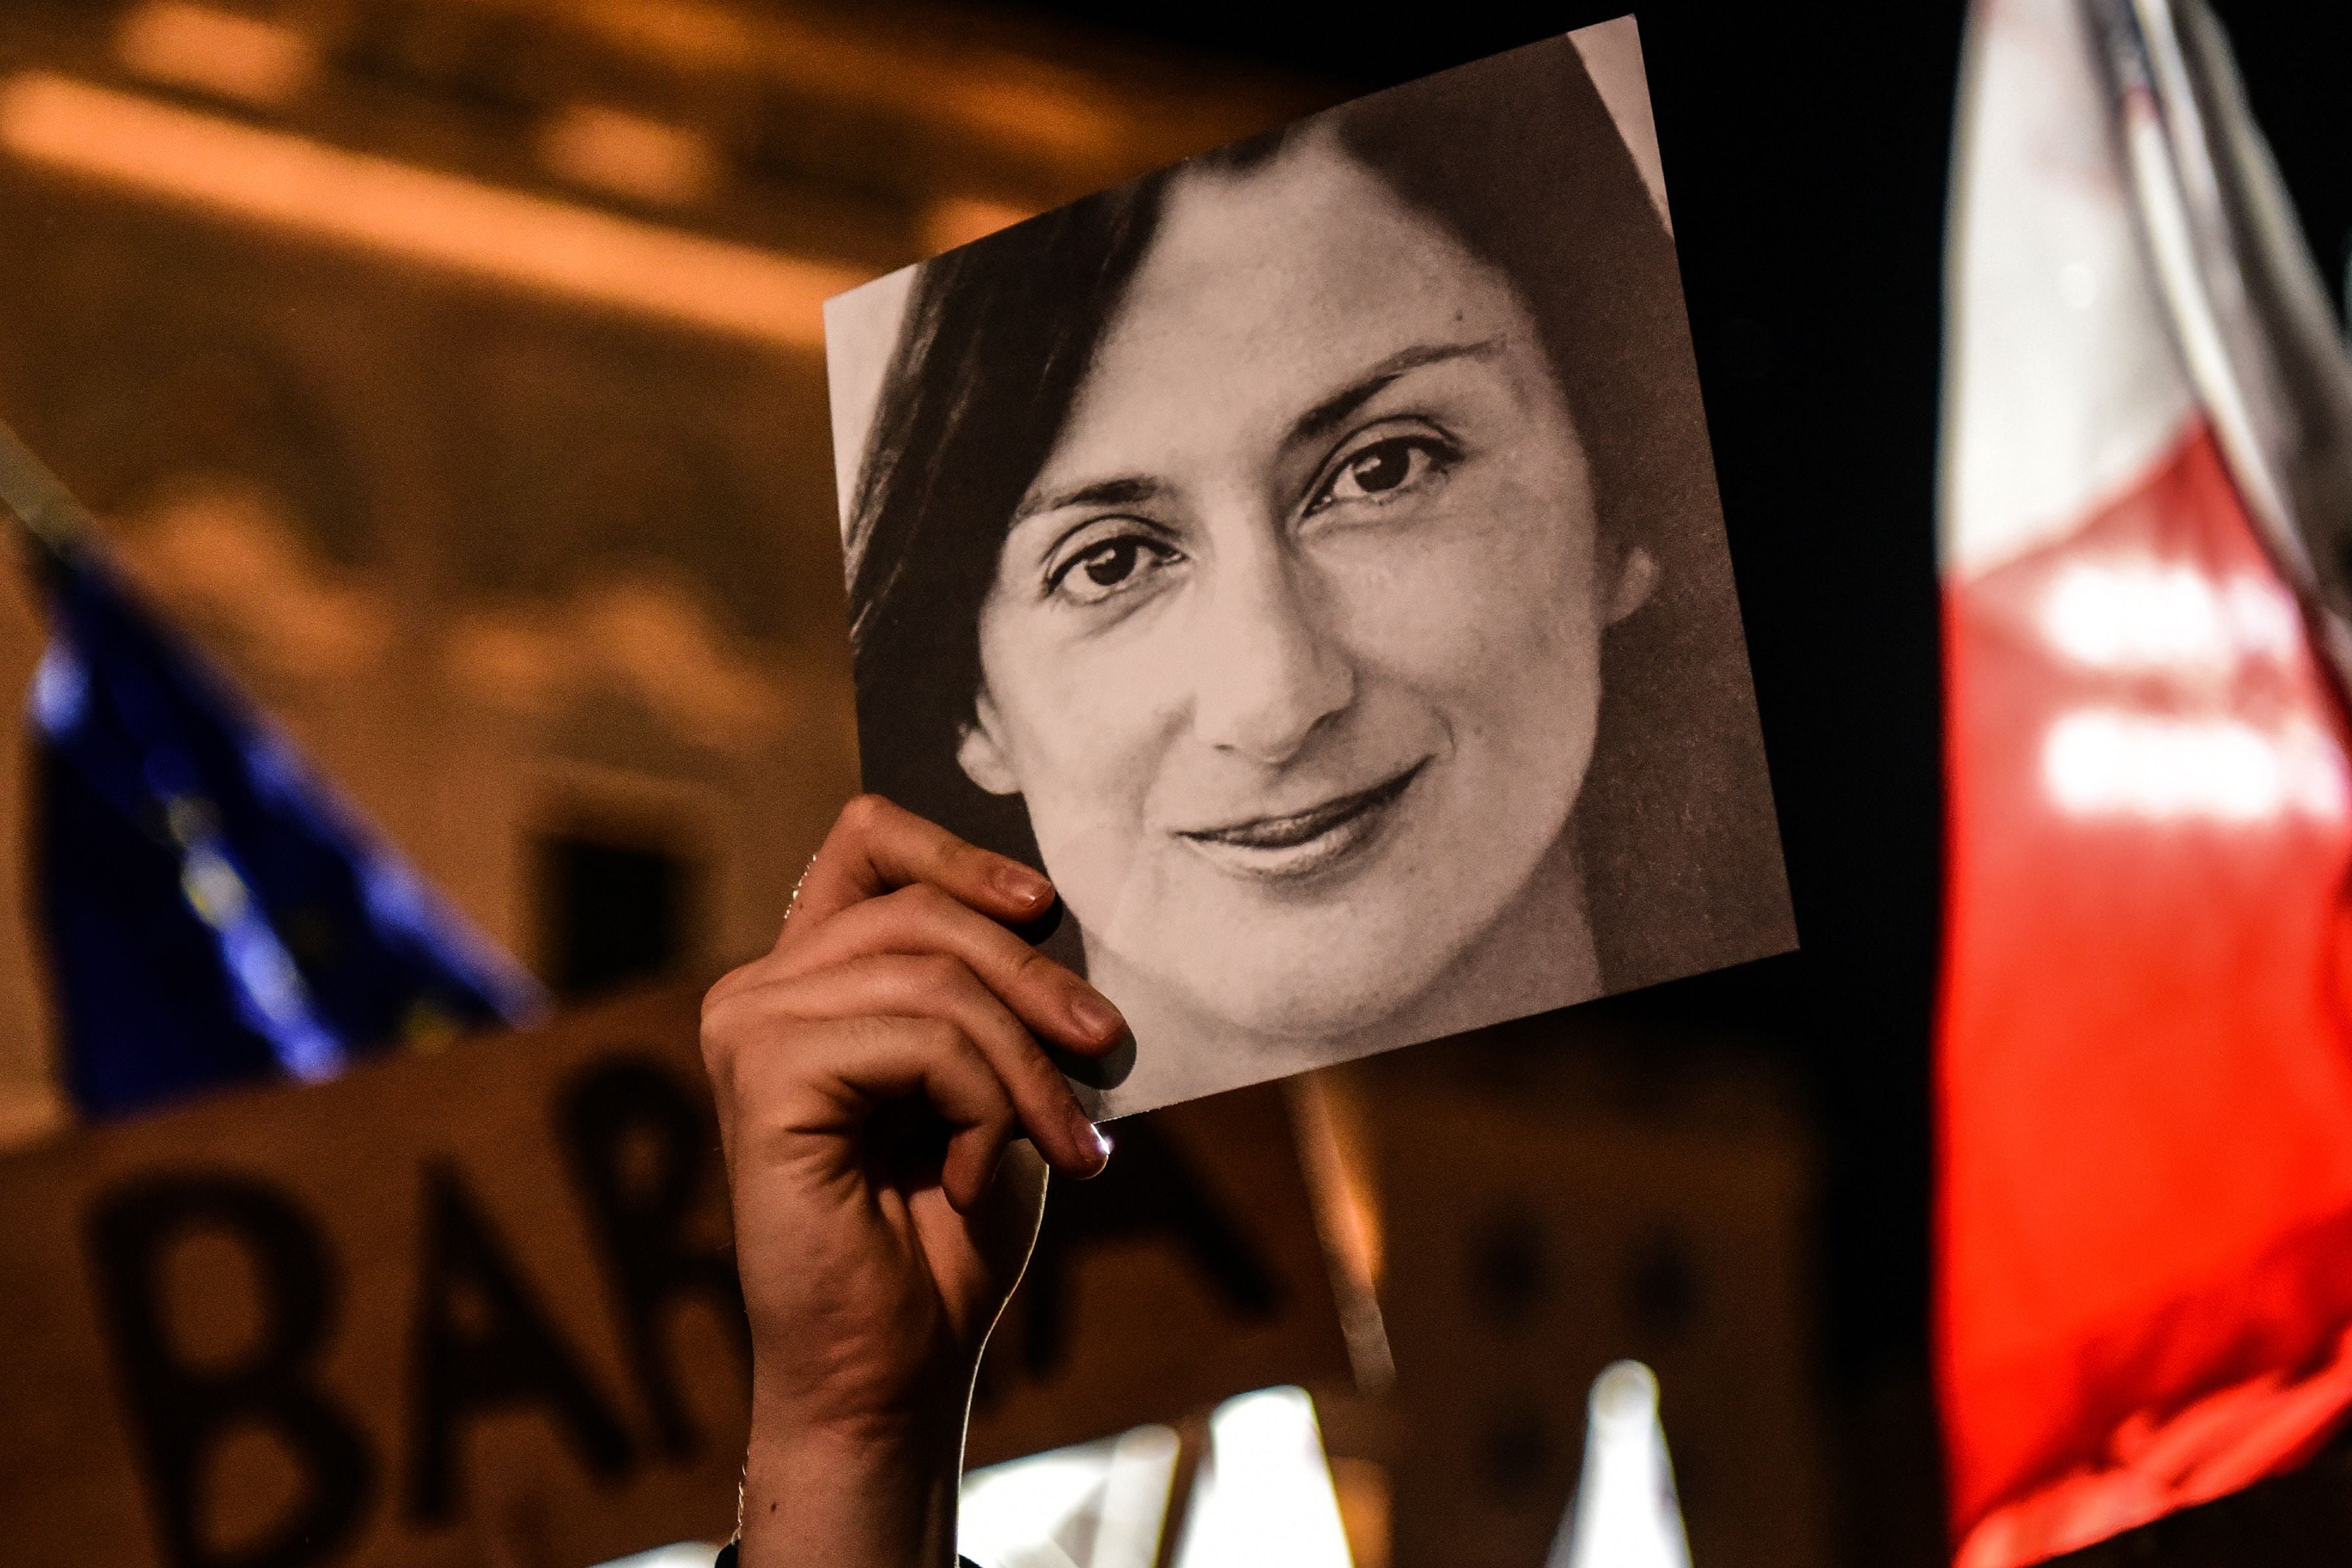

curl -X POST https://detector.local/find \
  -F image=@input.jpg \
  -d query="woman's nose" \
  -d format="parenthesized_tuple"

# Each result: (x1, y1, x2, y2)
(1186, 538, 1355, 764)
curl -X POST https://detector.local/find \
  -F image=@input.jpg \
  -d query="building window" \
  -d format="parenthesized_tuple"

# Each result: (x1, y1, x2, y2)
(538, 831, 694, 1001)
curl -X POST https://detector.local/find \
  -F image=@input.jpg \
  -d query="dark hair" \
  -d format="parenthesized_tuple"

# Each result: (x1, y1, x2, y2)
(844, 34, 1788, 993)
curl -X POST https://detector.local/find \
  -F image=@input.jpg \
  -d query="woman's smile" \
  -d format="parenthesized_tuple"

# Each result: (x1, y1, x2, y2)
(1175, 759, 1428, 882)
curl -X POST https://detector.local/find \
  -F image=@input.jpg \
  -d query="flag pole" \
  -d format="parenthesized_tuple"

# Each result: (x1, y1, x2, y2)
(0, 417, 94, 566)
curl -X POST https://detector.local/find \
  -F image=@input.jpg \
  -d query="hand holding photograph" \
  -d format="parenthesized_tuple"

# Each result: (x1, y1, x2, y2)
(825, 20, 1795, 1117)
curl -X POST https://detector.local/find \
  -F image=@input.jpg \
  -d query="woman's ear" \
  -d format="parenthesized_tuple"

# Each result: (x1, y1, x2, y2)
(1607, 544, 1661, 627)
(956, 691, 1022, 796)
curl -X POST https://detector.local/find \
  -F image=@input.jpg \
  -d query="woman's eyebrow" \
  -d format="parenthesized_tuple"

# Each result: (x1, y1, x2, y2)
(1010, 339, 1500, 523)
(1286, 338, 1503, 450)
(1013, 474, 1163, 524)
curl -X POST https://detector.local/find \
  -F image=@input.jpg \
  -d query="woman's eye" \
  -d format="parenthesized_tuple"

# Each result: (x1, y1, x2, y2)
(1047, 532, 1178, 604)
(1310, 435, 1452, 514)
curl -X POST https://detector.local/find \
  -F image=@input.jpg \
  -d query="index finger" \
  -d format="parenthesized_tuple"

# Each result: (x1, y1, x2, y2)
(783, 794, 1054, 941)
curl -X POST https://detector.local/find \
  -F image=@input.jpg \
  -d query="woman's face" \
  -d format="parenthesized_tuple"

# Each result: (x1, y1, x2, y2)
(958, 131, 1618, 1041)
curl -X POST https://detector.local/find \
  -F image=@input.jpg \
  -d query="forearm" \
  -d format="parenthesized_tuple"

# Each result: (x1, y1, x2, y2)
(736, 1389, 967, 1568)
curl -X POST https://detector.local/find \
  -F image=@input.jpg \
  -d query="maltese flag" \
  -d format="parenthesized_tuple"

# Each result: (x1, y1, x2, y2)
(1939, 0, 2352, 1563)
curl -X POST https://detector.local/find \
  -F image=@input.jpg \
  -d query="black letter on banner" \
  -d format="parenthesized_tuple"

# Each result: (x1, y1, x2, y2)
(558, 1055, 749, 1456)
(404, 1163, 633, 1521)
(86, 1175, 372, 1568)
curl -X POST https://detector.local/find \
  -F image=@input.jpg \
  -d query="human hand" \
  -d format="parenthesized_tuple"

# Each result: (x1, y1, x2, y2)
(702, 794, 1125, 1568)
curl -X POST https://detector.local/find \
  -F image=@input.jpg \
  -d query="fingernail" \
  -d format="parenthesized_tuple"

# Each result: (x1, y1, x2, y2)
(995, 862, 1053, 911)
(1070, 1105, 1111, 1175)
(1068, 989, 1125, 1044)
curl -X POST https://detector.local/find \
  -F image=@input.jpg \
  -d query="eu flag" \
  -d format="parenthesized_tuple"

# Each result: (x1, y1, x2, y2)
(11, 438, 544, 1117)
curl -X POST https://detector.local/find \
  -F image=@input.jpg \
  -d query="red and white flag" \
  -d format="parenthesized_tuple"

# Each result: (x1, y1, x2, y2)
(1940, 0, 2352, 1563)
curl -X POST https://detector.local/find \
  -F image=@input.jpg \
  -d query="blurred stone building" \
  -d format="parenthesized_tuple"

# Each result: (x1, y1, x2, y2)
(0, 0, 1322, 1135)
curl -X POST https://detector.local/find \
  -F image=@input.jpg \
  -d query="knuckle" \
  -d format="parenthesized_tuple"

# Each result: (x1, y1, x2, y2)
(697, 1020, 737, 1093)
(696, 973, 810, 1080)
(700, 970, 747, 1028)
(840, 792, 892, 838)
(837, 1011, 890, 1051)
(698, 989, 742, 1062)
(920, 1016, 978, 1066)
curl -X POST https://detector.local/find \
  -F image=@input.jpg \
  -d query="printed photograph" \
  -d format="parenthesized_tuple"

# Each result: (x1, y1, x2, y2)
(825, 22, 1795, 1117)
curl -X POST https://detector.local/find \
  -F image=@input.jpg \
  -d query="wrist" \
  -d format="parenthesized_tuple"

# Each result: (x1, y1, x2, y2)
(738, 1381, 970, 1568)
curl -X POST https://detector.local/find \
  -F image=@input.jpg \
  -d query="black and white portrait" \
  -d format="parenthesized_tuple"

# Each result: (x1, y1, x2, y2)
(824, 22, 1794, 1117)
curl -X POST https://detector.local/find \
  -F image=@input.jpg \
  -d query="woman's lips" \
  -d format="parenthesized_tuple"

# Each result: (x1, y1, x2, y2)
(1177, 762, 1426, 881)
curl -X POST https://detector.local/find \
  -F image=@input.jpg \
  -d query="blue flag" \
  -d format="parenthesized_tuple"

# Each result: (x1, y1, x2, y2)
(30, 544, 546, 1117)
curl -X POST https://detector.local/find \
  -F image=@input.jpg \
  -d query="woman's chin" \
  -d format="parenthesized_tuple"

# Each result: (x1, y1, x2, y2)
(1083, 861, 1559, 1064)
(1172, 960, 1452, 1053)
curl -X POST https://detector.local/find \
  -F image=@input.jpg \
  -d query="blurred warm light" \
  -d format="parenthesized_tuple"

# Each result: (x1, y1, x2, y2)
(540, 102, 721, 207)
(926, 195, 1036, 255)
(960, 1423, 1180, 1568)
(928, 74, 1124, 171)
(2030, 551, 2347, 824)
(120, 483, 393, 683)
(443, 580, 794, 751)
(565, 0, 754, 69)
(0, 73, 863, 350)
(1326, 1456, 1392, 1568)
(1287, 1076, 1392, 1391)
(2040, 560, 2301, 672)
(1171, 1388, 1354, 1568)
(115, 1, 315, 107)
(0, 1083, 61, 1150)
(1290, 1078, 1382, 1286)
(2042, 709, 2348, 822)
(1551, 1362, 1691, 1568)
(549, 0, 1125, 169)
